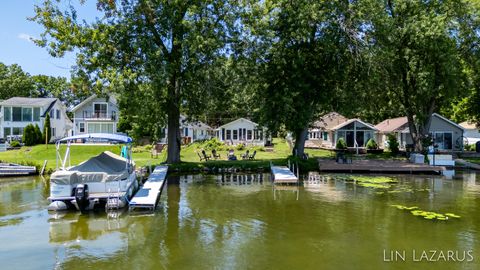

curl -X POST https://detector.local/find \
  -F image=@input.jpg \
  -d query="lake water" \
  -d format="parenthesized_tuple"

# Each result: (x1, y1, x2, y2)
(1, 171, 479, 270)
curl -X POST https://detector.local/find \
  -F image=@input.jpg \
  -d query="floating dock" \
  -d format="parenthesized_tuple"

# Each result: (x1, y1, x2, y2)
(0, 163, 37, 176)
(271, 165, 299, 184)
(129, 166, 168, 210)
(318, 159, 445, 174)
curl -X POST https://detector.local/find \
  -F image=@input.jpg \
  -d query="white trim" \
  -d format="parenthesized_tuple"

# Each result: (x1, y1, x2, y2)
(92, 102, 109, 118)
(216, 117, 258, 130)
(432, 113, 465, 131)
(71, 95, 98, 112)
(331, 118, 378, 131)
(431, 131, 454, 150)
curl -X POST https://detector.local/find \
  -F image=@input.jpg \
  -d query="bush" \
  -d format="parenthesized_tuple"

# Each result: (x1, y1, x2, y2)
(22, 124, 37, 146)
(465, 143, 476, 151)
(34, 124, 43, 144)
(42, 113, 52, 143)
(387, 133, 399, 154)
(366, 138, 378, 150)
(336, 138, 347, 150)
(10, 140, 21, 147)
(235, 143, 245, 151)
(201, 137, 226, 151)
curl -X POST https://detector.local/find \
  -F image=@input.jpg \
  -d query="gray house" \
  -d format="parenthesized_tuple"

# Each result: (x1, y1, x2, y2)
(71, 94, 119, 135)
(375, 113, 464, 151)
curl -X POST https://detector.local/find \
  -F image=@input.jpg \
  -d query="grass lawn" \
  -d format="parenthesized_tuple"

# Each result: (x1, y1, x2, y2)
(0, 138, 334, 173)
(463, 157, 480, 164)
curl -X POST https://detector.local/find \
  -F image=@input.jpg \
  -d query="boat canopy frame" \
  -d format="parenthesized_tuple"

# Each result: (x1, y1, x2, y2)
(55, 133, 133, 170)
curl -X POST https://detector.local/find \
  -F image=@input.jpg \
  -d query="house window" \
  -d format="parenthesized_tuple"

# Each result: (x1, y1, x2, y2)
(226, 130, 231, 140)
(56, 109, 60, 119)
(322, 132, 328, 141)
(50, 109, 55, 119)
(3, 128, 11, 139)
(12, 107, 22, 122)
(4, 107, 11, 121)
(52, 128, 56, 137)
(12, 127, 23, 135)
(79, 123, 85, 133)
(233, 130, 238, 140)
(87, 123, 114, 134)
(433, 132, 453, 150)
(247, 130, 252, 140)
(22, 108, 32, 122)
(33, 108, 40, 121)
(112, 111, 116, 120)
(94, 103, 107, 118)
(184, 128, 189, 137)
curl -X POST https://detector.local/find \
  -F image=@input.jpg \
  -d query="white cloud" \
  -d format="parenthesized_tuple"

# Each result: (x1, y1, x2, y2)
(17, 33, 35, 43)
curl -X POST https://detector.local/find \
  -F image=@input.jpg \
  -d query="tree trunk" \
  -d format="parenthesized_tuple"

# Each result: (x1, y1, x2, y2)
(166, 77, 182, 163)
(292, 127, 308, 158)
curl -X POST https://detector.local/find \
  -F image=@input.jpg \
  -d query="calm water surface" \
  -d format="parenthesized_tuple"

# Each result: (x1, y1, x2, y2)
(0, 171, 479, 270)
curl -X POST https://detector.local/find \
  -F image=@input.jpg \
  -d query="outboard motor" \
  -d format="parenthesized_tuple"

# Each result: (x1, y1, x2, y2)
(74, 184, 89, 212)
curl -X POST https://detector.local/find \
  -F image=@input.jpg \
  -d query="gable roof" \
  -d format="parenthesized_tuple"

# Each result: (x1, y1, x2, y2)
(432, 113, 464, 131)
(331, 118, 378, 131)
(71, 94, 117, 112)
(375, 116, 408, 133)
(217, 118, 259, 129)
(459, 121, 478, 130)
(312, 112, 348, 130)
(0, 97, 57, 107)
(180, 114, 212, 129)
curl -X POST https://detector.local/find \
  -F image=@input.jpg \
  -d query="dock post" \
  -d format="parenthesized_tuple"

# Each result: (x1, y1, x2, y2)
(40, 160, 48, 175)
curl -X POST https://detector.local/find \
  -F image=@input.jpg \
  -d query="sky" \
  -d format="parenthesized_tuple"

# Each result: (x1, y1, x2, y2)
(0, 0, 100, 78)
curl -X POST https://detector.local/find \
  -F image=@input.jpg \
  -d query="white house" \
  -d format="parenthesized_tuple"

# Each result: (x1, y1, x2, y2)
(160, 115, 212, 144)
(459, 121, 480, 145)
(215, 118, 268, 146)
(71, 94, 119, 135)
(0, 97, 72, 141)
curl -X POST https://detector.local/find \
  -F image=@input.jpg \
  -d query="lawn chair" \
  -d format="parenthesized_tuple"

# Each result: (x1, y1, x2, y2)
(249, 150, 257, 160)
(151, 143, 165, 158)
(241, 150, 250, 160)
(212, 149, 221, 159)
(202, 150, 211, 161)
(197, 151, 207, 161)
(228, 149, 237, 161)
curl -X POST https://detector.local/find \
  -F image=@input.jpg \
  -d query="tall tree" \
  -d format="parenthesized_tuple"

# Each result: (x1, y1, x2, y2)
(243, 0, 363, 157)
(32, 75, 90, 108)
(32, 0, 236, 163)
(363, 0, 477, 151)
(0, 62, 34, 99)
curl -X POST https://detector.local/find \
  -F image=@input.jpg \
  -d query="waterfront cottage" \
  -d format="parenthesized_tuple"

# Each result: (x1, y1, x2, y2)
(0, 97, 72, 141)
(375, 113, 464, 151)
(308, 112, 377, 149)
(215, 118, 268, 146)
(159, 115, 212, 144)
(71, 94, 119, 135)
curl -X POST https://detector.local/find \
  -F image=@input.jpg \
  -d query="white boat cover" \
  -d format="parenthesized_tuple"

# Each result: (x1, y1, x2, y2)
(51, 151, 133, 185)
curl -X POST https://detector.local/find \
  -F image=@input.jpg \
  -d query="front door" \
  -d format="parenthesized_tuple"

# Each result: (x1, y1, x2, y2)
(346, 131, 354, 147)
(356, 131, 365, 147)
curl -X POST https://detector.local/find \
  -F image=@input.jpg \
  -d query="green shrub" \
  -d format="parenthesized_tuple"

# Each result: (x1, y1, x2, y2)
(10, 140, 21, 147)
(34, 124, 43, 144)
(22, 124, 37, 146)
(336, 138, 347, 150)
(387, 133, 399, 154)
(235, 143, 245, 151)
(199, 138, 226, 151)
(42, 113, 52, 143)
(366, 138, 378, 150)
(464, 143, 476, 151)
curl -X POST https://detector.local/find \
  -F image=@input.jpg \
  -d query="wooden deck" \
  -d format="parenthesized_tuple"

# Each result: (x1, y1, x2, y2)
(318, 159, 445, 174)
(129, 166, 168, 210)
(271, 166, 298, 184)
(0, 164, 36, 176)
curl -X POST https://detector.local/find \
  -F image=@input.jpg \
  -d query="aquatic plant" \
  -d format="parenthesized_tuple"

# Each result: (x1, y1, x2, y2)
(391, 205, 461, 221)
(350, 176, 398, 184)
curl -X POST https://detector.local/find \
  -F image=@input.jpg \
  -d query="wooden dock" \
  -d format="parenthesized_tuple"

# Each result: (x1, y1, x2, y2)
(129, 166, 168, 211)
(318, 159, 445, 174)
(271, 166, 299, 184)
(0, 163, 37, 176)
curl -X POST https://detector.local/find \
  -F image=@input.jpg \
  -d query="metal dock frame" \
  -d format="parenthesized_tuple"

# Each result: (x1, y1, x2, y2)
(129, 165, 168, 211)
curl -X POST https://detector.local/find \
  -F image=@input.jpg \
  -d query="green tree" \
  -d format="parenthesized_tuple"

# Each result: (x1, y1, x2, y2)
(32, 75, 90, 109)
(248, 0, 363, 157)
(22, 124, 37, 146)
(32, 0, 237, 163)
(0, 62, 34, 99)
(363, 0, 477, 151)
(43, 113, 51, 143)
(34, 124, 43, 144)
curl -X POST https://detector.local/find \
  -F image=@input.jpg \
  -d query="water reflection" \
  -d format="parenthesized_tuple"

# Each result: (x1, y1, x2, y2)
(1, 172, 480, 269)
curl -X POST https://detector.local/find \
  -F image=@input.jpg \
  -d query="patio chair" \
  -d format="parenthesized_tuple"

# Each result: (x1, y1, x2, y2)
(202, 150, 211, 161)
(249, 150, 256, 160)
(228, 149, 237, 161)
(241, 150, 250, 160)
(212, 149, 221, 159)
(197, 151, 207, 161)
